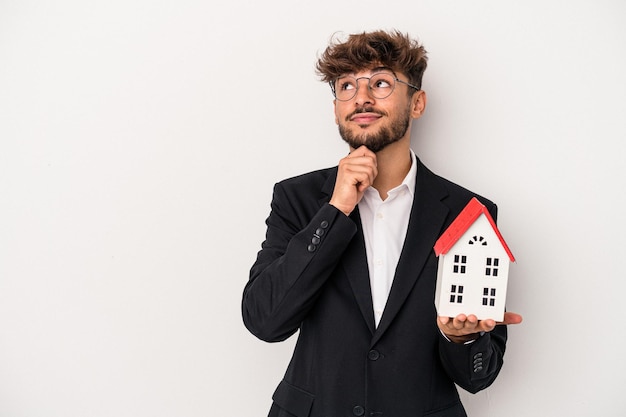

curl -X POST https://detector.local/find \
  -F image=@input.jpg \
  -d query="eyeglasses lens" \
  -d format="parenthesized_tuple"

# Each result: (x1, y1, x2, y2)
(333, 73, 396, 101)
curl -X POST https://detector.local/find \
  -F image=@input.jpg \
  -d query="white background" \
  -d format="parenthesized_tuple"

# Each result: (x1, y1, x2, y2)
(1, 1, 625, 416)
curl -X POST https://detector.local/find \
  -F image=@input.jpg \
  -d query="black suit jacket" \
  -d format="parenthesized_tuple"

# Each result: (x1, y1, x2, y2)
(243, 158, 507, 417)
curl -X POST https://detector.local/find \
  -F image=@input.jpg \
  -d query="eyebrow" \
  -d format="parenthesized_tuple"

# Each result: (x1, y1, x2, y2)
(371, 66, 394, 74)
(340, 67, 396, 78)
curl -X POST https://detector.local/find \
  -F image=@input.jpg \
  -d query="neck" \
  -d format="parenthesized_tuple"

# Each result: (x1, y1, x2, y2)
(371, 139, 412, 200)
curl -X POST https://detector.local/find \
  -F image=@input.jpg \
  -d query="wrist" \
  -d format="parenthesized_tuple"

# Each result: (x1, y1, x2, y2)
(329, 200, 353, 216)
(445, 332, 480, 344)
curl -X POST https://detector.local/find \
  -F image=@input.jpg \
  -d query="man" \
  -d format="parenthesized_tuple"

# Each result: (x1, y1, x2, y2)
(242, 30, 522, 417)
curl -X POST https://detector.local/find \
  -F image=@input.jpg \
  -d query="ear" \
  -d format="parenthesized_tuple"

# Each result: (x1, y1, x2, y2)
(333, 99, 339, 124)
(410, 90, 427, 119)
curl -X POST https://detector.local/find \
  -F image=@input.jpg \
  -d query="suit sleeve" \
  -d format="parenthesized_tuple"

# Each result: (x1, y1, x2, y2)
(438, 325, 507, 393)
(437, 200, 508, 393)
(242, 182, 357, 343)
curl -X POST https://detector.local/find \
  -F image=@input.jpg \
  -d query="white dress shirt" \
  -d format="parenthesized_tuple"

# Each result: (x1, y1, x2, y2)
(358, 150, 417, 327)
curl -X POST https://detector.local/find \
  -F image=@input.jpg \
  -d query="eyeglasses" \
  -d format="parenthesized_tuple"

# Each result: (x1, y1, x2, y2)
(330, 72, 420, 101)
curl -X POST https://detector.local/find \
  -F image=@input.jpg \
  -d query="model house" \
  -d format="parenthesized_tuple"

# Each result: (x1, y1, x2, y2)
(433, 197, 515, 321)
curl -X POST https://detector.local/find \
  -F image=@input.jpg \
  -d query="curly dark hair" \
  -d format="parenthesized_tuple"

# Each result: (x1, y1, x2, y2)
(315, 30, 428, 94)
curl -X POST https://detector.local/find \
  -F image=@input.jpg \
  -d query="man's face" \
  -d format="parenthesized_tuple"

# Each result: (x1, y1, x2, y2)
(333, 68, 421, 153)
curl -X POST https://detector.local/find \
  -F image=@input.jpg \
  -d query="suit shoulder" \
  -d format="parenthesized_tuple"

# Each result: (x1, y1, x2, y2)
(276, 167, 337, 191)
(268, 167, 337, 224)
(419, 160, 497, 212)
(441, 175, 495, 208)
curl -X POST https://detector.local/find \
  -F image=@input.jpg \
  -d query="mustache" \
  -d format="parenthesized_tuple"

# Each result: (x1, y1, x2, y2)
(346, 107, 386, 121)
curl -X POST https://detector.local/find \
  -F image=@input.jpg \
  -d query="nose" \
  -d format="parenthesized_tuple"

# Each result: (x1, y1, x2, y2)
(354, 78, 375, 105)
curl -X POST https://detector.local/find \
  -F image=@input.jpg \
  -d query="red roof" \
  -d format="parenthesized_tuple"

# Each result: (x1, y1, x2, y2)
(433, 197, 515, 262)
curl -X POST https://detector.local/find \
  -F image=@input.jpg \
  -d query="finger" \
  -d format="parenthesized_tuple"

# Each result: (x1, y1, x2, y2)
(345, 149, 378, 171)
(338, 161, 374, 179)
(452, 314, 467, 330)
(451, 314, 478, 333)
(339, 152, 377, 170)
(464, 315, 479, 331)
(341, 157, 377, 177)
(340, 164, 377, 189)
(478, 319, 496, 332)
(498, 312, 523, 325)
(349, 145, 377, 159)
(351, 169, 376, 190)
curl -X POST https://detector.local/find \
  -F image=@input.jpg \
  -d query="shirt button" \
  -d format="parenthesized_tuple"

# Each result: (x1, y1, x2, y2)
(353, 405, 365, 416)
(376, 212, 383, 219)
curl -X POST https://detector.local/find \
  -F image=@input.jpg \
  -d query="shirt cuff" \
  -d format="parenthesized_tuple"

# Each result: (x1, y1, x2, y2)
(439, 329, 485, 344)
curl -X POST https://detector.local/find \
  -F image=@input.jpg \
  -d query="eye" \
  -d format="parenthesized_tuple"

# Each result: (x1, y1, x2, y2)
(339, 80, 356, 91)
(372, 78, 392, 89)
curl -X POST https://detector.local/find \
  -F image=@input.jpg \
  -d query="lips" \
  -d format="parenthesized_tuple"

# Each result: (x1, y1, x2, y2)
(348, 108, 385, 124)
(351, 113, 381, 123)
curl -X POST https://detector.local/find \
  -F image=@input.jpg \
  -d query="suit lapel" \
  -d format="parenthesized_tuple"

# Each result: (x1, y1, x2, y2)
(320, 168, 376, 335)
(342, 208, 377, 335)
(371, 160, 450, 345)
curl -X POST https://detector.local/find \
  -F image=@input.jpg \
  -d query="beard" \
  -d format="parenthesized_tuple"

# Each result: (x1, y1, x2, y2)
(338, 105, 412, 153)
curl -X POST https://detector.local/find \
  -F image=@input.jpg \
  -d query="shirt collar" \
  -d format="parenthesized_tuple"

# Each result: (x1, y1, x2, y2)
(403, 149, 417, 198)
(388, 149, 417, 198)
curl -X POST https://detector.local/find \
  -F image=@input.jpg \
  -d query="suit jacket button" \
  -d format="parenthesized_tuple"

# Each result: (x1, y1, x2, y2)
(315, 227, 325, 236)
(474, 366, 483, 373)
(320, 220, 329, 228)
(307, 244, 317, 252)
(368, 350, 380, 361)
(311, 236, 321, 245)
(352, 405, 365, 416)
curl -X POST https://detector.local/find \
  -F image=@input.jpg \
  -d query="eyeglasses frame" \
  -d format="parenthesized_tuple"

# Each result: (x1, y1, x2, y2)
(329, 71, 421, 101)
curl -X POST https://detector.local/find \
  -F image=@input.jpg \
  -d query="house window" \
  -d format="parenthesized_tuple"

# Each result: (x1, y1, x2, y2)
(449, 285, 464, 303)
(485, 257, 500, 277)
(453, 255, 467, 274)
(468, 235, 488, 246)
(482, 287, 496, 307)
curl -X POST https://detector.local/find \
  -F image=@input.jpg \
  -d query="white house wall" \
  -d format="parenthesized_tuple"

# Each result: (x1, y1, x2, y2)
(435, 215, 510, 321)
